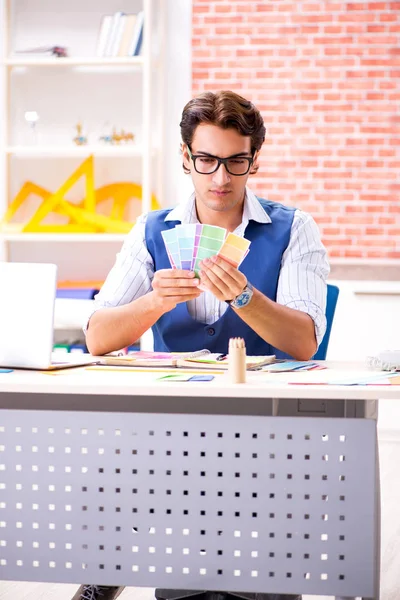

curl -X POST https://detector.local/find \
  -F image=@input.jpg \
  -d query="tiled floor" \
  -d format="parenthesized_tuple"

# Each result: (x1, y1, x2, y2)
(0, 587, 333, 600)
(0, 583, 150, 600)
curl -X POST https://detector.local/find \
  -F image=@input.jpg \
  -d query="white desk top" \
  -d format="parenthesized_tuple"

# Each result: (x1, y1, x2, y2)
(0, 361, 399, 400)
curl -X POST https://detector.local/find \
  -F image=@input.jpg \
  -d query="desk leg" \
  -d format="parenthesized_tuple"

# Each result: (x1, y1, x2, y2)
(334, 401, 381, 600)
(275, 398, 380, 600)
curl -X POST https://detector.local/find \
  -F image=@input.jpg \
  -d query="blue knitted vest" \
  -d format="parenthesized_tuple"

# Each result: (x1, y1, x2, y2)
(145, 198, 295, 358)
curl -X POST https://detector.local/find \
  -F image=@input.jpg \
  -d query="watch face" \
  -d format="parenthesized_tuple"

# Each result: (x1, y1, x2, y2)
(230, 283, 253, 308)
(234, 290, 251, 308)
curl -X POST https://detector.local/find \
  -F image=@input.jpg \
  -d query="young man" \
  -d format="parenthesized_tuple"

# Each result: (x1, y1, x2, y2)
(74, 91, 329, 600)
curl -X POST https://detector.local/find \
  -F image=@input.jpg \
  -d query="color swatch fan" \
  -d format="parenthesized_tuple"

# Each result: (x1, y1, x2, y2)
(162, 224, 250, 275)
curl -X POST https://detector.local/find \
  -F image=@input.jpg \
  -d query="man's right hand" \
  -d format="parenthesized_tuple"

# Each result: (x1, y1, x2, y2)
(151, 269, 202, 312)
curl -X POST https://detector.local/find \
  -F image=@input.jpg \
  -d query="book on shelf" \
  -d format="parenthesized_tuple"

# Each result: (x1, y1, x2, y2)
(96, 11, 144, 58)
(117, 14, 138, 56)
(128, 11, 144, 56)
(96, 15, 113, 57)
(104, 11, 125, 56)
(56, 280, 102, 300)
(100, 350, 276, 371)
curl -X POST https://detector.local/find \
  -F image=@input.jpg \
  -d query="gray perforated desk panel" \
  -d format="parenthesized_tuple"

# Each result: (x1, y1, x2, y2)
(0, 382, 379, 599)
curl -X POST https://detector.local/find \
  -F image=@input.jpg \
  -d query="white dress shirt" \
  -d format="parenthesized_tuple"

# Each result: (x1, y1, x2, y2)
(87, 188, 330, 344)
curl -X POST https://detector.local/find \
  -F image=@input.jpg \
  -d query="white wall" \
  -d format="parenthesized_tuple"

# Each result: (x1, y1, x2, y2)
(326, 280, 400, 362)
(162, 0, 193, 207)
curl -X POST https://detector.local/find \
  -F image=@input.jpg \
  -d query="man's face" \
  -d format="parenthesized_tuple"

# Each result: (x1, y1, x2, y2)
(182, 124, 255, 218)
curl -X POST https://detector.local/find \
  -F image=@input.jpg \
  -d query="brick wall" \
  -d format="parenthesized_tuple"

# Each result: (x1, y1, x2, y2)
(192, 0, 400, 259)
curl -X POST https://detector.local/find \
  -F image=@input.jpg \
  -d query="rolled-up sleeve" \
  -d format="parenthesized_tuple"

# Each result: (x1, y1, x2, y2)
(83, 214, 154, 333)
(277, 210, 330, 345)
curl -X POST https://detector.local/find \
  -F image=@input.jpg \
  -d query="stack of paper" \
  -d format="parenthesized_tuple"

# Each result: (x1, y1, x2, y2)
(99, 351, 276, 371)
(162, 225, 250, 276)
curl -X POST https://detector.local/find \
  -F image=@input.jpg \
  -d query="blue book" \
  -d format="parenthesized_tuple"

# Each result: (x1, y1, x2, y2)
(129, 10, 144, 56)
(56, 288, 99, 300)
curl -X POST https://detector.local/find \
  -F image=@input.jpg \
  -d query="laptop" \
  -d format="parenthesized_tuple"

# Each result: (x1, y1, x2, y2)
(0, 261, 98, 370)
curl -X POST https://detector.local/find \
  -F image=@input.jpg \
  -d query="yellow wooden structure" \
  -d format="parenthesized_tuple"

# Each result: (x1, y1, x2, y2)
(0, 155, 159, 234)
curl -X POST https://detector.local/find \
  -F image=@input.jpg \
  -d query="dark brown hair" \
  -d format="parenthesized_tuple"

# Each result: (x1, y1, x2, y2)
(180, 90, 266, 174)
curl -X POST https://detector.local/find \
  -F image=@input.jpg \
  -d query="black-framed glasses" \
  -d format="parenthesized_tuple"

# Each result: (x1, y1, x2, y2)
(187, 147, 254, 176)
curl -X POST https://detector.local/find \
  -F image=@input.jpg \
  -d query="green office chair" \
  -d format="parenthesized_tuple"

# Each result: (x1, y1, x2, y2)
(313, 283, 340, 360)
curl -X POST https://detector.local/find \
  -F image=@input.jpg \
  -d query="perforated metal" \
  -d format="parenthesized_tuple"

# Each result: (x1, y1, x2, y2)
(0, 410, 377, 597)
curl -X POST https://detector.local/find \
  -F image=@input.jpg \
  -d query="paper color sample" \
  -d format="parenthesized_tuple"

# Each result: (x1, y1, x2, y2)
(157, 373, 215, 382)
(217, 232, 251, 267)
(175, 224, 199, 270)
(192, 225, 226, 276)
(191, 224, 205, 270)
(161, 229, 180, 268)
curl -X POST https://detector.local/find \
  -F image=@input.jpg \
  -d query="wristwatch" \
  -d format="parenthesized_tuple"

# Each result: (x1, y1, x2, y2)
(229, 281, 254, 309)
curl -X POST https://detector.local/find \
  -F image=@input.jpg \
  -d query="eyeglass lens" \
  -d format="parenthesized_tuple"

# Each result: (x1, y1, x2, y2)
(194, 156, 251, 175)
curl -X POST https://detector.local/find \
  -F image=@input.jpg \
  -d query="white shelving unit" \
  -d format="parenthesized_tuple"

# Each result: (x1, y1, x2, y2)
(0, 0, 165, 273)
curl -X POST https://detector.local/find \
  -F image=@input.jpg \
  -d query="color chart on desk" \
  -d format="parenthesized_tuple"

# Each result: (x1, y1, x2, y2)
(162, 224, 250, 275)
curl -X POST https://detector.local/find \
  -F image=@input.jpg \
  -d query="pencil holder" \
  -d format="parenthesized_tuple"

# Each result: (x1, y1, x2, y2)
(228, 337, 246, 384)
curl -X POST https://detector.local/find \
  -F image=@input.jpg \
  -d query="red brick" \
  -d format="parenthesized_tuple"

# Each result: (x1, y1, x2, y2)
(323, 160, 342, 168)
(193, 4, 210, 13)
(379, 149, 396, 156)
(214, 4, 233, 13)
(365, 227, 386, 235)
(338, 13, 375, 22)
(368, 2, 389, 9)
(345, 206, 365, 213)
(344, 228, 365, 236)
(342, 250, 364, 258)
(291, 14, 333, 23)
(323, 227, 342, 235)
(324, 26, 344, 34)
(381, 13, 398, 20)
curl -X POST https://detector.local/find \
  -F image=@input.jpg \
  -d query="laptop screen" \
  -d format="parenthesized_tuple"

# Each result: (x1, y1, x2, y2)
(0, 262, 57, 369)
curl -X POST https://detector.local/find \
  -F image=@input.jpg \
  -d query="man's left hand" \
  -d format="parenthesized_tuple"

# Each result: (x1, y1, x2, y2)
(199, 256, 247, 302)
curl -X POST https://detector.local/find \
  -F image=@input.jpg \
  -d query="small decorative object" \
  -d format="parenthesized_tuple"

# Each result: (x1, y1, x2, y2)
(24, 110, 39, 145)
(73, 122, 88, 146)
(99, 133, 113, 144)
(113, 128, 135, 144)
(228, 337, 247, 384)
(52, 46, 68, 57)
(99, 127, 135, 145)
(16, 45, 68, 57)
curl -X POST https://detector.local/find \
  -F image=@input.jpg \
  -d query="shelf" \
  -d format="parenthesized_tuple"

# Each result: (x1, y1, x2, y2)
(6, 145, 145, 157)
(0, 233, 127, 242)
(4, 56, 144, 68)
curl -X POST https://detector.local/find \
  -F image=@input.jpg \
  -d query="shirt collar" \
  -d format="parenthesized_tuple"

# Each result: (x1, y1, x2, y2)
(165, 187, 271, 229)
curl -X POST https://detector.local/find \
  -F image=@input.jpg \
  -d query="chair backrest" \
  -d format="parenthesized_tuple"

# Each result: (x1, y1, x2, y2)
(313, 283, 340, 360)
